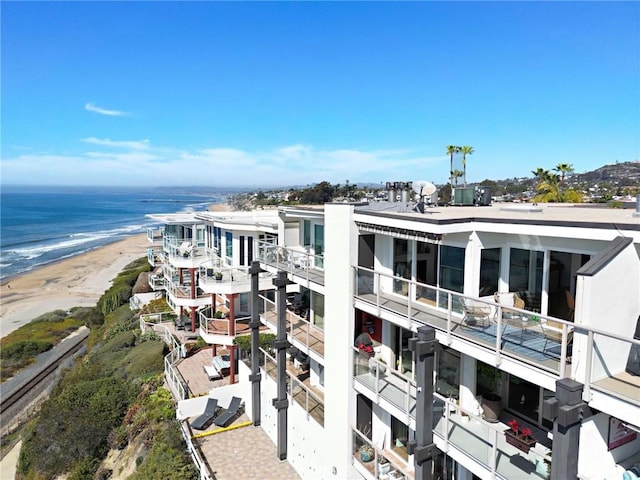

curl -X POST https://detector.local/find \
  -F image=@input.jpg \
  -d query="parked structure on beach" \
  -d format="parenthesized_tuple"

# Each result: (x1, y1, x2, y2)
(147, 196, 640, 480)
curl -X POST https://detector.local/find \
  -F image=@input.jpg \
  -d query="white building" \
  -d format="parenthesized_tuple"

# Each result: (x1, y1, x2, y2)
(162, 200, 640, 480)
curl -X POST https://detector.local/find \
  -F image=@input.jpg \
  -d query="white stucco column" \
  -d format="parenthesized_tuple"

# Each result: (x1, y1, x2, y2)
(323, 203, 360, 479)
(458, 354, 480, 415)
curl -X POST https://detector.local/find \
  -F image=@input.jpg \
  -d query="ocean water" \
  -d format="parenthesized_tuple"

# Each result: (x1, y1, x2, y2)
(0, 185, 234, 281)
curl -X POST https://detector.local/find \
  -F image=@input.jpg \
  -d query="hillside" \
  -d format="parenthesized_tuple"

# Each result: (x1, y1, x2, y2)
(572, 161, 640, 185)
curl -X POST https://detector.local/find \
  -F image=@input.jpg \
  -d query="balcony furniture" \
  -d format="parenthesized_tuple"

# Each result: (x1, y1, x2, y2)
(459, 297, 493, 328)
(213, 396, 243, 427)
(540, 319, 574, 356)
(191, 398, 219, 430)
(212, 355, 231, 377)
(493, 292, 526, 322)
(204, 364, 222, 381)
(565, 290, 575, 321)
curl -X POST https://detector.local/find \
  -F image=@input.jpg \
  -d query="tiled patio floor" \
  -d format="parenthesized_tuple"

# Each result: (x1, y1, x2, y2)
(175, 345, 301, 479)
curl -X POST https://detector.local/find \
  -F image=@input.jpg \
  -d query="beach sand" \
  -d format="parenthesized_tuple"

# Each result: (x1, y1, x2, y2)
(0, 234, 151, 338)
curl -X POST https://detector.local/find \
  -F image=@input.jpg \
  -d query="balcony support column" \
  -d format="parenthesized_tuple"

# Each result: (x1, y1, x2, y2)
(408, 325, 438, 480)
(249, 261, 263, 426)
(189, 306, 196, 333)
(272, 270, 290, 461)
(229, 293, 236, 384)
(543, 378, 586, 480)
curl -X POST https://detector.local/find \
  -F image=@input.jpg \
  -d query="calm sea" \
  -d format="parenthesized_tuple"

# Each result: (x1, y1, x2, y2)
(0, 185, 235, 281)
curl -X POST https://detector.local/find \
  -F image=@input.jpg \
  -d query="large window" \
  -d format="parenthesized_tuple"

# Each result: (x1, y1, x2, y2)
(312, 291, 324, 330)
(225, 231, 233, 262)
(436, 348, 460, 399)
(439, 245, 465, 293)
(393, 238, 412, 296)
(509, 248, 543, 311)
(314, 224, 324, 268)
(303, 220, 311, 247)
(480, 248, 501, 296)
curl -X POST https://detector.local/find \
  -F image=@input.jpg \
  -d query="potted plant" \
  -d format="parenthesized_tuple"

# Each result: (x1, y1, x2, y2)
(214, 271, 223, 281)
(358, 444, 374, 462)
(505, 418, 536, 453)
(377, 456, 390, 475)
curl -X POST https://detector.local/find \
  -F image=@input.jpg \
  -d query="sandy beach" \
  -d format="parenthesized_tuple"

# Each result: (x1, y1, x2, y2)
(0, 234, 151, 338)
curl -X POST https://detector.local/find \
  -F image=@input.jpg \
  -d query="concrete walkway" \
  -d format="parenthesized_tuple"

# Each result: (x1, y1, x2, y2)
(0, 441, 20, 480)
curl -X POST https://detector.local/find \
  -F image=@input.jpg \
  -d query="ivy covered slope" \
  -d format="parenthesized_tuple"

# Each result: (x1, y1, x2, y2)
(16, 258, 199, 480)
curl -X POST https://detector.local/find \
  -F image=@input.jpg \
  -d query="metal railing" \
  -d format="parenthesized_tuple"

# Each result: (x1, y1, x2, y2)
(353, 265, 640, 406)
(257, 240, 325, 276)
(259, 348, 325, 426)
(259, 294, 325, 358)
(139, 313, 187, 401)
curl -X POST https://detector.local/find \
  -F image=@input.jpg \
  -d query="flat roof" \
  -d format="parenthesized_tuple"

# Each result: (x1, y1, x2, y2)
(354, 202, 640, 231)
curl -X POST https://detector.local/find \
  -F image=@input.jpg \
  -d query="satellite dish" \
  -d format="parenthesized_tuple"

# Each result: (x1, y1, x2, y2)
(412, 180, 436, 197)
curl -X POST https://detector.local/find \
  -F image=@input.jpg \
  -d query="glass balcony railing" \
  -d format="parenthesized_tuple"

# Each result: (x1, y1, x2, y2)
(353, 265, 640, 409)
(352, 428, 410, 480)
(259, 348, 324, 426)
(259, 295, 325, 358)
(257, 241, 325, 285)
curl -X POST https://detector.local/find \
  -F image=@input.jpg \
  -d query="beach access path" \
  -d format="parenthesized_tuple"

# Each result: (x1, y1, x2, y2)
(0, 233, 150, 338)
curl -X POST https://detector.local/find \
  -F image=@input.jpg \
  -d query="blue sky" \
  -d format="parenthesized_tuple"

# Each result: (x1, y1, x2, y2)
(2, 1, 639, 188)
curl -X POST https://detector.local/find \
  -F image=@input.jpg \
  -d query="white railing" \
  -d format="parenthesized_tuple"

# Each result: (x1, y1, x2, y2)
(139, 313, 187, 400)
(353, 265, 640, 406)
(259, 295, 325, 359)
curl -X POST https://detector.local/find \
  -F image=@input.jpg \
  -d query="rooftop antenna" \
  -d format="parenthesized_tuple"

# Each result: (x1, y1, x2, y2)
(412, 180, 437, 213)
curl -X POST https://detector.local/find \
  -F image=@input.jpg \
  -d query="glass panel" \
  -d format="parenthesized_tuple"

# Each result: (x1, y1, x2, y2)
(225, 231, 233, 261)
(509, 248, 543, 312)
(507, 375, 540, 425)
(303, 220, 311, 246)
(480, 247, 501, 297)
(314, 224, 324, 268)
(312, 291, 324, 330)
(391, 415, 409, 461)
(416, 241, 437, 304)
(393, 238, 412, 296)
(436, 348, 460, 399)
(440, 245, 465, 293)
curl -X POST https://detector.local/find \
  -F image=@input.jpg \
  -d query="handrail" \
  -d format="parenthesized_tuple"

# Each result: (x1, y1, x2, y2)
(353, 265, 640, 405)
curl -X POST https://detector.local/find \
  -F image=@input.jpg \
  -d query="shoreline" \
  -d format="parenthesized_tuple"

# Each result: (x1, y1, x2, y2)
(0, 233, 150, 338)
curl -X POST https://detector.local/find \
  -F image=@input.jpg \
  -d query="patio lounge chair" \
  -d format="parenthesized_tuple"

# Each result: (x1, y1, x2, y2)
(213, 396, 243, 427)
(191, 398, 219, 430)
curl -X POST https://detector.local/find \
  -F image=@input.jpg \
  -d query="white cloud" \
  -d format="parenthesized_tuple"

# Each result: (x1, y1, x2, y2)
(0, 143, 449, 187)
(82, 137, 150, 150)
(84, 103, 129, 116)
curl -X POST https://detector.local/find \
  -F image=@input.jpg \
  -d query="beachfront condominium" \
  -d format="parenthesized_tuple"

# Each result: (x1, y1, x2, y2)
(154, 198, 640, 480)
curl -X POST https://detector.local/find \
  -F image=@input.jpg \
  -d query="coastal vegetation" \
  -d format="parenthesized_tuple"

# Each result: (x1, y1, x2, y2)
(531, 164, 582, 203)
(12, 258, 197, 480)
(0, 309, 87, 380)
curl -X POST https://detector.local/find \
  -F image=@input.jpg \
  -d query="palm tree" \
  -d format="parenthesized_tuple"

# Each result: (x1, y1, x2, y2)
(446, 145, 461, 198)
(553, 163, 574, 184)
(452, 169, 464, 186)
(460, 146, 474, 187)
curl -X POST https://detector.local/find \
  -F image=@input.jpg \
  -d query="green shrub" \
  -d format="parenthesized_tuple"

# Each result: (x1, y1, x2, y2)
(1, 340, 53, 360)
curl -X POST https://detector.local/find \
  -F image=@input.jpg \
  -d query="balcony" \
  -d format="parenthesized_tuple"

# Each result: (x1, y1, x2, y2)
(251, 348, 324, 426)
(259, 295, 324, 360)
(198, 264, 275, 295)
(163, 276, 211, 308)
(148, 273, 166, 291)
(354, 266, 640, 418)
(352, 428, 410, 480)
(257, 241, 325, 287)
(163, 236, 207, 267)
(352, 352, 553, 480)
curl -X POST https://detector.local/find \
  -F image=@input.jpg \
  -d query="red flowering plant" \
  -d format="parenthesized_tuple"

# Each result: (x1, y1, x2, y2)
(507, 419, 533, 440)
(507, 418, 533, 440)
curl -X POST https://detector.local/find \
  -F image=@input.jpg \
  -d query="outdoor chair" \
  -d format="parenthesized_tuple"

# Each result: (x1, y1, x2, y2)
(493, 292, 526, 323)
(191, 398, 219, 430)
(459, 297, 493, 328)
(541, 319, 574, 356)
(213, 396, 243, 428)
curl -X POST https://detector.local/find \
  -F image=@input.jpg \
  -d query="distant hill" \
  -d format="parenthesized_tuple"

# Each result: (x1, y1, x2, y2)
(572, 161, 640, 186)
